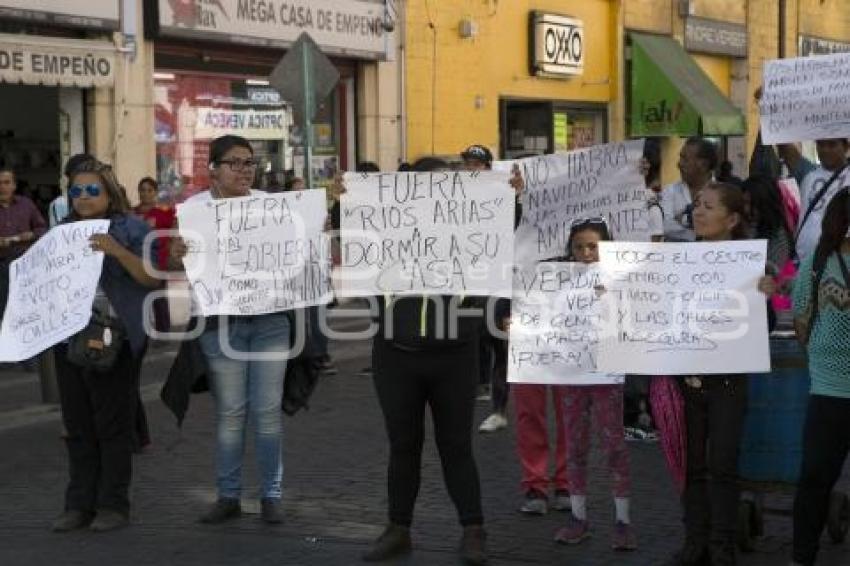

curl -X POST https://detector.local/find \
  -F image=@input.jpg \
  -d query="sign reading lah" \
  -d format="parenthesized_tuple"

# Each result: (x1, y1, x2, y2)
(531, 12, 584, 78)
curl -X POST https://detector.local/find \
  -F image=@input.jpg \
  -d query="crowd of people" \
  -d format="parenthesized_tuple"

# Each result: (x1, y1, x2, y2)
(0, 107, 847, 565)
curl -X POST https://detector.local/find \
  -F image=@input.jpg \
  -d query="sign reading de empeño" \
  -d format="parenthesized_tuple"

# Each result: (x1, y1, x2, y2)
(0, 33, 115, 88)
(156, 0, 389, 60)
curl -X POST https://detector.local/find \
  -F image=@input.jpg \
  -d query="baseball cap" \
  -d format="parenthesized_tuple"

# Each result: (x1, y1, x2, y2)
(461, 144, 493, 166)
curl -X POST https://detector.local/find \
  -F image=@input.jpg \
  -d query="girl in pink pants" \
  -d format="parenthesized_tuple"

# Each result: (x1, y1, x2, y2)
(552, 218, 635, 552)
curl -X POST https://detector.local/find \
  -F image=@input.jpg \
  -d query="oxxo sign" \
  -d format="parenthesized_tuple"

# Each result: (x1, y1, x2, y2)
(531, 12, 584, 78)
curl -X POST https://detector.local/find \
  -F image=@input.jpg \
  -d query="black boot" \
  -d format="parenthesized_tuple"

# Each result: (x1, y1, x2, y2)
(664, 538, 710, 566)
(198, 498, 241, 524)
(459, 525, 488, 566)
(362, 524, 411, 562)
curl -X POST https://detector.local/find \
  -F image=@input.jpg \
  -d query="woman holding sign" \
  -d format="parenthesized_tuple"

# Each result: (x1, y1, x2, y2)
(174, 136, 293, 526)
(51, 159, 161, 533)
(668, 182, 776, 566)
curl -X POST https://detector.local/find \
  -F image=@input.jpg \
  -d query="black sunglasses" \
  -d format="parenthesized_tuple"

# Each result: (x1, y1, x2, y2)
(69, 184, 102, 198)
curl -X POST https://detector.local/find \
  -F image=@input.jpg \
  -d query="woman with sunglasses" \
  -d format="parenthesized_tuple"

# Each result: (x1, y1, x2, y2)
(173, 135, 293, 525)
(51, 159, 161, 533)
(667, 182, 776, 566)
(551, 217, 635, 552)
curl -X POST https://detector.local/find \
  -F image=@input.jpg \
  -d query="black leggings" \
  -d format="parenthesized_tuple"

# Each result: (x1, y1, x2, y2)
(793, 395, 850, 565)
(372, 338, 483, 527)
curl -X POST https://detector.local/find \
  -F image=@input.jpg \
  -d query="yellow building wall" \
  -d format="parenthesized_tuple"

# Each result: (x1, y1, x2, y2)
(624, 0, 671, 34)
(405, 0, 616, 161)
(693, 54, 731, 96)
(798, 0, 850, 42)
(690, 0, 746, 25)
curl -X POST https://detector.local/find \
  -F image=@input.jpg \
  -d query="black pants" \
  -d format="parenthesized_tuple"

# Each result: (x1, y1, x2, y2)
(372, 338, 483, 527)
(479, 331, 509, 414)
(793, 395, 850, 565)
(681, 376, 747, 562)
(55, 342, 142, 515)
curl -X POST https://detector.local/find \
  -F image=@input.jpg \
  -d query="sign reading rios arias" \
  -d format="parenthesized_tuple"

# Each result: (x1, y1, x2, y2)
(531, 11, 584, 78)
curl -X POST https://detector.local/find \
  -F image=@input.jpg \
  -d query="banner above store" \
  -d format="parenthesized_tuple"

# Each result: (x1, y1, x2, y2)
(152, 0, 391, 60)
(0, 33, 116, 88)
(0, 0, 119, 31)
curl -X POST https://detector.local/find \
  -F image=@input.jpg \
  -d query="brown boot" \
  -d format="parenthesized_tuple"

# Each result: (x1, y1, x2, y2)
(459, 525, 488, 565)
(362, 524, 411, 562)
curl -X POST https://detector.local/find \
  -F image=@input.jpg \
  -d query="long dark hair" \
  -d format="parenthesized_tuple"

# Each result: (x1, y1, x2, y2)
(565, 218, 613, 262)
(741, 174, 790, 240)
(698, 182, 749, 240)
(66, 159, 129, 220)
(812, 188, 850, 273)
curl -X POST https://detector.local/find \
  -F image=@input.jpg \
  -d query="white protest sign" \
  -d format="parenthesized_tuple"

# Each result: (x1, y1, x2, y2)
(177, 191, 332, 316)
(760, 52, 850, 144)
(339, 171, 515, 297)
(508, 262, 623, 385)
(494, 140, 649, 268)
(0, 220, 109, 361)
(596, 241, 770, 375)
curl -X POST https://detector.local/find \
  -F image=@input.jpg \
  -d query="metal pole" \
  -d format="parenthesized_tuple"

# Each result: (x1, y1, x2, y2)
(302, 45, 314, 191)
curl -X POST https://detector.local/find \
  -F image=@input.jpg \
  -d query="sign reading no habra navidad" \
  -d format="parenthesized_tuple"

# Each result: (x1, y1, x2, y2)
(153, 0, 390, 60)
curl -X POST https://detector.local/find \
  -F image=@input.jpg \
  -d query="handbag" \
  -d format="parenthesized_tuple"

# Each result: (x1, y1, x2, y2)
(66, 308, 126, 371)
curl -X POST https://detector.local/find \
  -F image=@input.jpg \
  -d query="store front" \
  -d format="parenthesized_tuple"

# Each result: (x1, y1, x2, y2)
(628, 31, 746, 183)
(0, 1, 118, 217)
(498, 10, 608, 159)
(145, 0, 389, 200)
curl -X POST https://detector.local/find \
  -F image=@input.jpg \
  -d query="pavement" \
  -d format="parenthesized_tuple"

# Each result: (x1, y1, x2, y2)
(0, 313, 848, 566)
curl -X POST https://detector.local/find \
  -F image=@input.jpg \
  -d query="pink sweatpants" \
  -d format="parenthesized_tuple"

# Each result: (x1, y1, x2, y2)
(514, 384, 568, 494)
(562, 384, 631, 497)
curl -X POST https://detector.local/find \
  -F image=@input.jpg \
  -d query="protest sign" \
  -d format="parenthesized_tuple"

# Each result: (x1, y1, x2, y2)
(494, 140, 649, 268)
(507, 262, 623, 385)
(596, 241, 770, 375)
(177, 191, 332, 316)
(339, 171, 515, 297)
(0, 220, 109, 361)
(760, 52, 850, 144)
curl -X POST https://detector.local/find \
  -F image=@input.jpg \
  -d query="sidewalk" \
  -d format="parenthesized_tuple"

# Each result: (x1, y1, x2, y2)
(0, 335, 847, 565)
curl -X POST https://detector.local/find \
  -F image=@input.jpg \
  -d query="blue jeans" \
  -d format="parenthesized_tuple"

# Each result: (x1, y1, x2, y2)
(199, 313, 291, 500)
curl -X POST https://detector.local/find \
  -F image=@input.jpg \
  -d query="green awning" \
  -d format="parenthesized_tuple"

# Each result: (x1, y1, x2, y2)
(630, 32, 746, 137)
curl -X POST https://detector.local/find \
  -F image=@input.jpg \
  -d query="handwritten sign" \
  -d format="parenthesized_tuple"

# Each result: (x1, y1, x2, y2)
(760, 52, 850, 144)
(596, 241, 770, 375)
(339, 171, 515, 297)
(508, 262, 623, 385)
(0, 221, 109, 361)
(495, 140, 649, 268)
(177, 191, 332, 316)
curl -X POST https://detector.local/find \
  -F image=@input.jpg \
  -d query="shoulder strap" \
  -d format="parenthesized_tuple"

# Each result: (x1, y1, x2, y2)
(797, 162, 849, 238)
(836, 252, 850, 288)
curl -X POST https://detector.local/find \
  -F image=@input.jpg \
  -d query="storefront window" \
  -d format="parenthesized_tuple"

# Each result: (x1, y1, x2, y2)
(501, 100, 606, 159)
(153, 71, 292, 201)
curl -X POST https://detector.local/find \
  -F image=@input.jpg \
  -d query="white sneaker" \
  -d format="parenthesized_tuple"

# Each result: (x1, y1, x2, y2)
(519, 492, 548, 515)
(478, 412, 508, 433)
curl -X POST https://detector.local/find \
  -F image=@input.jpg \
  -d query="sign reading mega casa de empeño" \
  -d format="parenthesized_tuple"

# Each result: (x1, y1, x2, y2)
(154, 0, 389, 60)
(530, 11, 584, 78)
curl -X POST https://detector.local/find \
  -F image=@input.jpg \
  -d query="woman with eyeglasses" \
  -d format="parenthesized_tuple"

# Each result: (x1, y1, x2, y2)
(550, 217, 635, 552)
(667, 182, 776, 566)
(51, 159, 161, 533)
(172, 135, 292, 525)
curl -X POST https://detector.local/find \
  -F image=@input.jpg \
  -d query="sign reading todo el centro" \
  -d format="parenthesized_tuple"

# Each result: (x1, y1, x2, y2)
(596, 240, 770, 375)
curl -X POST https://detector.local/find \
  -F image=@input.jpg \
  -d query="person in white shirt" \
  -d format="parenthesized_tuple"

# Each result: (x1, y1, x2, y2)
(794, 138, 850, 262)
(660, 137, 717, 242)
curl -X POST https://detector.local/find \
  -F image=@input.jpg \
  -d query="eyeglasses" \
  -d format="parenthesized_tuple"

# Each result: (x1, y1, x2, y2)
(570, 216, 608, 229)
(69, 184, 102, 198)
(218, 159, 258, 171)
